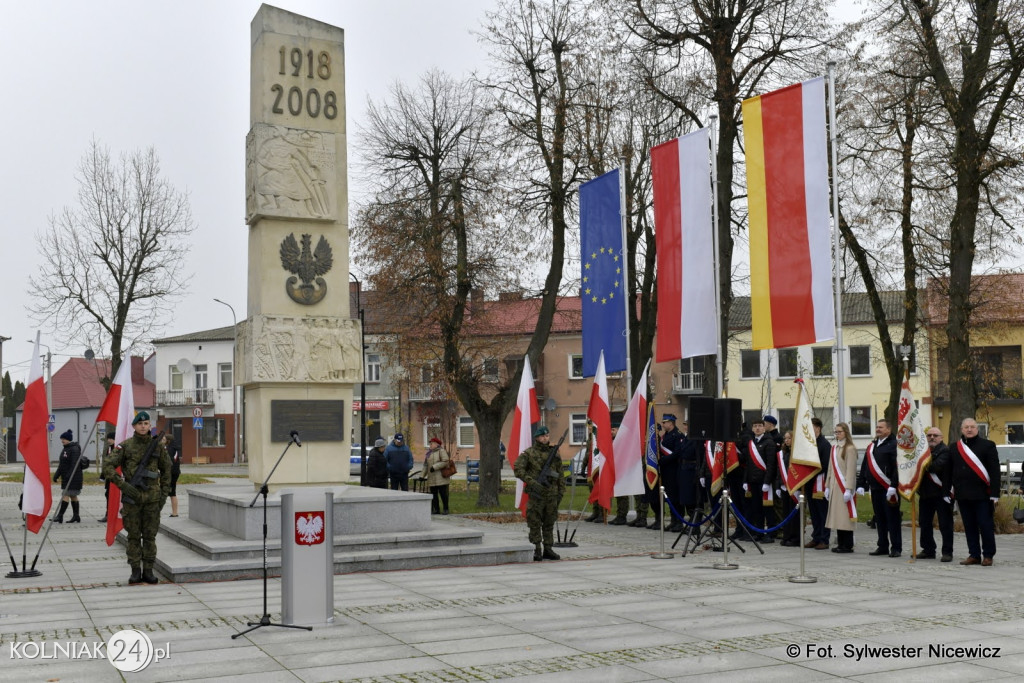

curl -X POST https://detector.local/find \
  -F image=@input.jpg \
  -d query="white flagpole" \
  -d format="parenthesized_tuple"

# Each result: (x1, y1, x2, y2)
(620, 160, 633, 396)
(827, 62, 846, 424)
(709, 116, 724, 397)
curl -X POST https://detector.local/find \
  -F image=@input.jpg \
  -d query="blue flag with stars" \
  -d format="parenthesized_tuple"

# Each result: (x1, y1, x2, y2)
(580, 169, 627, 377)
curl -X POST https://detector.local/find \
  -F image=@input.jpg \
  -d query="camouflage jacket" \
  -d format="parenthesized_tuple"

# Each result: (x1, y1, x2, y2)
(103, 433, 172, 503)
(514, 443, 566, 499)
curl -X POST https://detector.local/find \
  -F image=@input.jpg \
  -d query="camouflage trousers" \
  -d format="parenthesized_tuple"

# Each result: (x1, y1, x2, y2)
(122, 499, 163, 568)
(634, 494, 649, 518)
(526, 495, 559, 545)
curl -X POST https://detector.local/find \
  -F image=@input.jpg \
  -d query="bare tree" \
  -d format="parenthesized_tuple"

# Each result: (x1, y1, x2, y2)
(33, 141, 196, 378)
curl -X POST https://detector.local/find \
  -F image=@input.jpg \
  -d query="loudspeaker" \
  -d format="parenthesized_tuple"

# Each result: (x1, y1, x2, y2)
(688, 397, 716, 439)
(714, 398, 743, 442)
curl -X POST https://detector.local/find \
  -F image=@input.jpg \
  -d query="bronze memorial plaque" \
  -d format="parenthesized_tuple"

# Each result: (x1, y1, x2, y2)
(270, 400, 345, 442)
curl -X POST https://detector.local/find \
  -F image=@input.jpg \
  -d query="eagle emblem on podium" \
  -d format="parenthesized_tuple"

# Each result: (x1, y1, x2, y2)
(280, 233, 333, 305)
(295, 511, 325, 545)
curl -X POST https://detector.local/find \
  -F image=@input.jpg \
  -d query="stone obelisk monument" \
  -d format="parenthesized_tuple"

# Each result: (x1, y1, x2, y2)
(239, 5, 360, 487)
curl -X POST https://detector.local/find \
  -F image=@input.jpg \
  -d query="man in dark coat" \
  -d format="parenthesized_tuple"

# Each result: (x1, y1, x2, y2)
(805, 417, 832, 549)
(654, 414, 683, 530)
(366, 438, 389, 488)
(384, 433, 414, 491)
(54, 430, 88, 523)
(736, 419, 777, 542)
(952, 418, 1001, 566)
(763, 415, 784, 449)
(918, 428, 954, 561)
(856, 419, 901, 557)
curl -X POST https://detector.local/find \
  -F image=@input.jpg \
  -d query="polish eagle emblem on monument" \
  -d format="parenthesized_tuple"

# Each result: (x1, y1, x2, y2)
(295, 511, 325, 545)
(280, 232, 333, 305)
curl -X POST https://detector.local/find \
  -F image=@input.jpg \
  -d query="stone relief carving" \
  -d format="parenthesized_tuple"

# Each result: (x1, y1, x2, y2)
(245, 123, 336, 224)
(238, 315, 362, 384)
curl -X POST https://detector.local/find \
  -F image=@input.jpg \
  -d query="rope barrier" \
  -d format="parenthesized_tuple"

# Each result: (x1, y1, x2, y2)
(727, 500, 800, 535)
(663, 497, 722, 528)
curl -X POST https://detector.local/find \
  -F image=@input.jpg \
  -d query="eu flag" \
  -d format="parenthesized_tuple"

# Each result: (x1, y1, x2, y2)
(580, 169, 627, 377)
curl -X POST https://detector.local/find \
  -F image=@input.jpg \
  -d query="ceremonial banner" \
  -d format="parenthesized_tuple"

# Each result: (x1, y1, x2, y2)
(96, 358, 136, 545)
(580, 170, 627, 377)
(788, 378, 822, 490)
(508, 356, 540, 517)
(743, 77, 834, 349)
(587, 352, 616, 510)
(652, 129, 717, 361)
(612, 361, 649, 497)
(895, 371, 931, 500)
(644, 406, 659, 490)
(19, 333, 51, 534)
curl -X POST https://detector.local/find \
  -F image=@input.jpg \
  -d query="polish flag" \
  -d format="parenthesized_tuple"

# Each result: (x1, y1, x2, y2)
(787, 379, 823, 490)
(508, 356, 539, 517)
(19, 333, 52, 533)
(612, 361, 649, 497)
(652, 128, 718, 362)
(96, 358, 135, 545)
(587, 352, 615, 511)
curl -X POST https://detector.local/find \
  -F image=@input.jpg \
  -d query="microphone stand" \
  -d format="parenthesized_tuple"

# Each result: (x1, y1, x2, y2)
(232, 433, 313, 638)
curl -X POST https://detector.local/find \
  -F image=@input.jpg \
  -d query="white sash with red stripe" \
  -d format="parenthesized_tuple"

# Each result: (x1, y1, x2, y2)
(866, 442, 891, 488)
(830, 445, 857, 520)
(957, 440, 991, 494)
(748, 439, 767, 471)
(705, 441, 716, 471)
(813, 473, 825, 499)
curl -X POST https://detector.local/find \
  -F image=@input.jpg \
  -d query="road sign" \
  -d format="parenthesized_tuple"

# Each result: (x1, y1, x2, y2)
(193, 417, 203, 429)
(192, 407, 203, 418)
(48, 414, 56, 424)
(47, 423, 55, 433)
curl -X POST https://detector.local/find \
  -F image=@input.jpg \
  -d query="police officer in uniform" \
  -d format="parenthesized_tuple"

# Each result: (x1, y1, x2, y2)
(103, 411, 172, 584)
(514, 426, 566, 561)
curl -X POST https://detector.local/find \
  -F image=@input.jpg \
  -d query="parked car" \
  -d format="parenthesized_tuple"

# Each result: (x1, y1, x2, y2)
(349, 445, 372, 477)
(996, 444, 1024, 492)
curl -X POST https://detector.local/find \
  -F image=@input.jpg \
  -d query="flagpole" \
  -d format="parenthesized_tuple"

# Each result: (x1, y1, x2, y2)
(619, 159, 632, 396)
(709, 116, 724, 396)
(827, 62, 846, 423)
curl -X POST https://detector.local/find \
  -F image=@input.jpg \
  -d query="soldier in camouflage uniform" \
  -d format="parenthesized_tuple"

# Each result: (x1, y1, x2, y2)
(103, 411, 172, 585)
(514, 426, 566, 561)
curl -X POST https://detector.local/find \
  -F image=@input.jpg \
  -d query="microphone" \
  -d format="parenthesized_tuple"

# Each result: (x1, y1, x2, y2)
(290, 430, 302, 446)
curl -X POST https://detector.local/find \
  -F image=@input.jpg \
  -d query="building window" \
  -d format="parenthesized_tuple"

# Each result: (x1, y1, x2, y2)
(200, 418, 226, 447)
(194, 364, 209, 403)
(777, 409, 795, 434)
(849, 346, 871, 376)
(421, 365, 435, 383)
(778, 348, 798, 378)
(365, 354, 381, 383)
(741, 350, 761, 379)
(569, 354, 584, 380)
(169, 366, 183, 391)
(1007, 423, 1024, 445)
(813, 407, 835, 434)
(850, 406, 872, 436)
(218, 362, 233, 390)
(893, 343, 917, 374)
(482, 358, 499, 383)
(570, 413, 588, 445)
(458, 416, 475, 448)
(812, 347, 833, 377)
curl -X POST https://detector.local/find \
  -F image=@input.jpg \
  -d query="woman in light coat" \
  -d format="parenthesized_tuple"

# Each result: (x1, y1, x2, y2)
(825, 422, 859, 552)
(422, 437, 453, 515)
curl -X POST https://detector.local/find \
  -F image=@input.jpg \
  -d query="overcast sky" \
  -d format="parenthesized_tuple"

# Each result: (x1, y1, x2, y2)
(0, 0, 499, 380)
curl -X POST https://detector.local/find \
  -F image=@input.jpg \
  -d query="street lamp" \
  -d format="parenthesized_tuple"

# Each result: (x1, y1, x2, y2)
(349, 273, 367, 485)
(213, 298, 240, 466)
(0, 335, 10, 462)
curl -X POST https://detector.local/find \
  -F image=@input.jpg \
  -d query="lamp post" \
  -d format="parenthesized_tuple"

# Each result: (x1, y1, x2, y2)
(213, 299, 240, 466)
(350, 273, 367, 485)
(0, 335, 9, 463)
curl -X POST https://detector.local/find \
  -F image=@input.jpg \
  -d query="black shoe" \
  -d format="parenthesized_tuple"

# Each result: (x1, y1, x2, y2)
(832, 547, 853, 553)
(866, 520, 877, 529)
(442, 510, 449, 515)
(889, 550, 902, 558)
(142, 569, 159, 584)
(584, 512, 600, 523)
(628, 518, 646, 527)
(129, 568, 143, 585)
(869, 548, 889, 556)
(542, 546, 561, 560)
(609, 516, 628, 526)
(916, 552, 936, 560)
(646, 520, 662, 530)
(533, 546, 542, 561)
(97, 516, 107, 523)
(68, 516, 81, 523)
(941, 554, 953, 563)
(668, 523, 683, 533)
(54, 518, 63, 524)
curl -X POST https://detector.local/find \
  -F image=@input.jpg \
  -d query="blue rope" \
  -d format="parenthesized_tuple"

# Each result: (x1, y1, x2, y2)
(663, 497, 722, 528)
(728, 500, 801, 534)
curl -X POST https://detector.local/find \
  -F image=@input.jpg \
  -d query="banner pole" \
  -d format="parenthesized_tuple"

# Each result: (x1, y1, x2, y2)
(790, 492, 817, 583)
(714, 485, 738, 569)
(827, 61, 847, 423)
(911, 497, 918, 561)
(651, 486, 673, 558)
(709, 115, 724, 396)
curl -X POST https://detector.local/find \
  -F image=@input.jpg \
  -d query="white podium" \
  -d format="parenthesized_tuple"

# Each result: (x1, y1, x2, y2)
(280, 488, 335, 626)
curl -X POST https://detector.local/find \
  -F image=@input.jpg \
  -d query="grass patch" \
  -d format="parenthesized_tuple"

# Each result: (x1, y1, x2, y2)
(0, 471, 246, 485)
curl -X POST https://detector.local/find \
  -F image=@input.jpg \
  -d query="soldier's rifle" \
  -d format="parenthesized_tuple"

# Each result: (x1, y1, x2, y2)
(121, 431, 166, 504)
(529, 428, 570, 495)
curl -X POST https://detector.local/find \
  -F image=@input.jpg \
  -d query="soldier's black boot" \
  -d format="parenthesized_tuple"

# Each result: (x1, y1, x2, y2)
(584, 510, 600, 523)
(69, 501, 81, 523)
(54, 500, 69, 523)
(542, 545, 560, 560)
(142, 566, 159, 584)
(129, 566, 143, 584)
(533, 543, 543, 562)
(609, 515, 628, 526)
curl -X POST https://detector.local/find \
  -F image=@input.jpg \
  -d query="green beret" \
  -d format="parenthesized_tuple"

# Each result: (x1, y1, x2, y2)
(533, 425, 549, 438)
(132, 411, 151, 425)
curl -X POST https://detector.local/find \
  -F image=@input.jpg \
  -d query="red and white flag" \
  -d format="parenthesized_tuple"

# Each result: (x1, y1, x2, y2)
(652, 128, 718, 362)
(895, 370, 930, 500)
(612, 361, 649, 497)
(19, 332, 52, 534)
(587, 352, 615, 511)
(96, 358, 136, 545)
(508, 356, 539, 517)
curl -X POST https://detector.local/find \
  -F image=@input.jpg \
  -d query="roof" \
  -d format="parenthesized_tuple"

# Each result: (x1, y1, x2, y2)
(924, 273, 1024, 326)
(728, 291, 916, 329)
(27, 356, 155, 410)
(152, 325, 236, 344)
